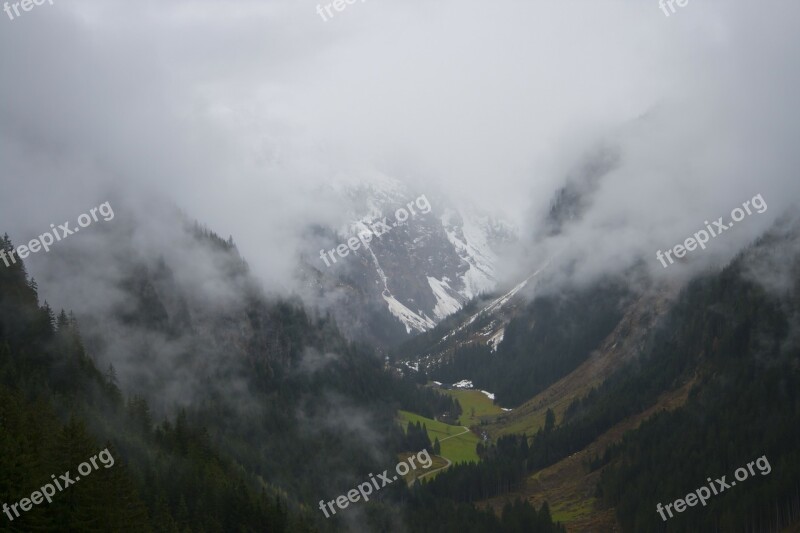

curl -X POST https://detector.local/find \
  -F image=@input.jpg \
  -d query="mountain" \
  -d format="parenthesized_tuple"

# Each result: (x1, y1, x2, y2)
(389, 150, 631, 407)
(393, 211, 800, 532)
(537, 144, 621, 240)
(376, 154, 800, 530)
(297, 176, 517, 350)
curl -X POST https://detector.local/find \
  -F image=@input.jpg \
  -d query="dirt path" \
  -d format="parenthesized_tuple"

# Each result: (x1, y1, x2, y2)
(410, 456, 453, 486)
(439, 426, 470, 442)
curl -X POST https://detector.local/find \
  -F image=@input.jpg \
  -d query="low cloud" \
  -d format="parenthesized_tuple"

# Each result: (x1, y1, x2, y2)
(0, 0, 797, 309)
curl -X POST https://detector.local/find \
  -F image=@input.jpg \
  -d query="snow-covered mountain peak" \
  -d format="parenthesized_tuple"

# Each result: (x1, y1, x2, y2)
(300, 176, 518, 347)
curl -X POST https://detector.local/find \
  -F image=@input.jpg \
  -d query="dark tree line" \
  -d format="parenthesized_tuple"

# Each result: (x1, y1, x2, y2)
(404, 421, 433, 452)
(403, 491, 566, 533)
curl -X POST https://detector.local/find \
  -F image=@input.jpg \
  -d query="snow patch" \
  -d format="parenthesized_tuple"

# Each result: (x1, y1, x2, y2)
(488, 328, 505, 353)
(440, 259, 553, 344)
(452, 379, 473, 389)
(441, 209, 497, 300)
(480, 390, 495, 400)
(383, 292, 436, 333)
(427, 276, 465, 320)
(364, 236, 436, 333)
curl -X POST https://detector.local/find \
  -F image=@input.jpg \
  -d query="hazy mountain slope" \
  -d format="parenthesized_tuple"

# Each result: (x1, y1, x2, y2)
(429, 276, 633, 407)
(34, 213, 424, 503)
(482, 285, 679, 438)
(0, 234, 295, 532)
(429, 214, 800, 532)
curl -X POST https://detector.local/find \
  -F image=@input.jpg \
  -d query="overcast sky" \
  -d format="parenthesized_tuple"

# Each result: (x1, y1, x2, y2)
(1, 0, 799, 294)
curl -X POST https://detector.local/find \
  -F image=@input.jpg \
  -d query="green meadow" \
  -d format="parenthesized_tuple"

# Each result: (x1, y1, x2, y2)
(397, 410, 480, 464)
(438, 388, 504, 426)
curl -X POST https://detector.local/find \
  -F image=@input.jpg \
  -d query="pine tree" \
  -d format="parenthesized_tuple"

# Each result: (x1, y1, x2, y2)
(544, 409, 555, 432)
(57, 309, 70, 330)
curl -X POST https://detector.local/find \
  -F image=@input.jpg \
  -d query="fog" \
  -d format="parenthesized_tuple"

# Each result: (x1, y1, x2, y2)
(1, 0, 798, 301)
(1, 5, 798, 531)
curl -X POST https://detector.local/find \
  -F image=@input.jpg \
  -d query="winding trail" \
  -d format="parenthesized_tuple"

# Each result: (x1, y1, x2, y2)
(439, 425, 470, 442)
(408, 426, 471, 486)
(410, 457, 452, 486)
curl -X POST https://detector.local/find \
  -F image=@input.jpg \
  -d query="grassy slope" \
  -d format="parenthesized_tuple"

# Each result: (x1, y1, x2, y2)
(397, 410, 480, 464)
(439, 388, 504, 426)
(478, 379, 694, 531)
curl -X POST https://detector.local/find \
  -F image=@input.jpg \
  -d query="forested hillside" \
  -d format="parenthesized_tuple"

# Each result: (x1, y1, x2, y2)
(594, 231, 800, 531)
(405, 222, 800, 532)
(0, 233, 291, 531)
(0, 230, 565, 532)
